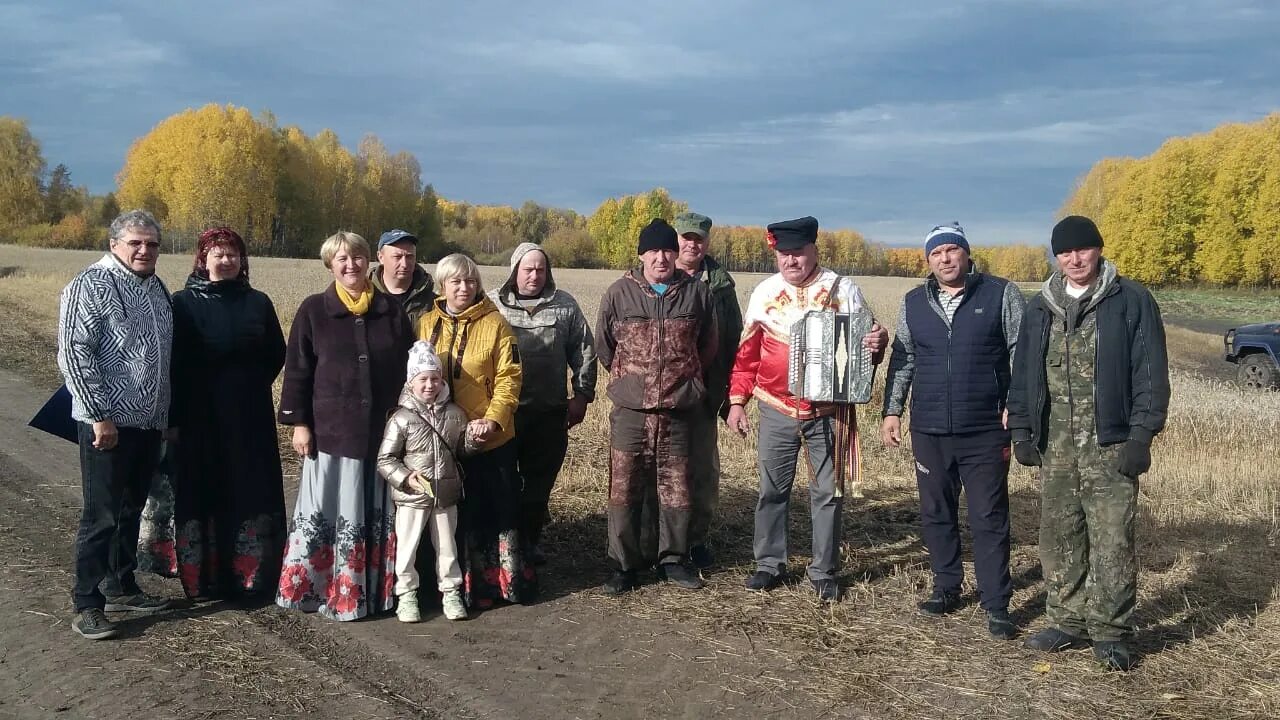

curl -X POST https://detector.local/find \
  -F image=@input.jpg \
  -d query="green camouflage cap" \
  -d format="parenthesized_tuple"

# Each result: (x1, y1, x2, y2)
(673, 212, 713, 239)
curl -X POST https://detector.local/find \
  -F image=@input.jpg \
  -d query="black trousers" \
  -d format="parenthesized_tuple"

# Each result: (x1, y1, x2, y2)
(514, 406, 570, 547)
(911, 429, 1012, 611)
(73, 423, 162, 612)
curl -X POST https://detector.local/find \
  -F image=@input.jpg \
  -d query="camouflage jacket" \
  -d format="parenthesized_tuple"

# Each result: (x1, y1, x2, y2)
(693, 256, 744, 419)
(595, 269, 718, 412)
(1008, 260, 1170, 449)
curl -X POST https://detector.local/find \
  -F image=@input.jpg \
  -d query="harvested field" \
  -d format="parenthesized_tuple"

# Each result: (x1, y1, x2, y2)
(0, 244, 1276, 719)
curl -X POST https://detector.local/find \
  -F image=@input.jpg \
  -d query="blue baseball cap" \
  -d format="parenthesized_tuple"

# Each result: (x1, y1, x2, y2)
(378, 229, 418, 249)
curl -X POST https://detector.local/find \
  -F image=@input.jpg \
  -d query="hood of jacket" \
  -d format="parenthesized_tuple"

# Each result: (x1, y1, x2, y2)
(497, 242, 557, 305)
(429, 292, 502, 323)
(1041, 258, 1118, 321)
(398, 377, 452, 409)
(183, 272, 249, 296)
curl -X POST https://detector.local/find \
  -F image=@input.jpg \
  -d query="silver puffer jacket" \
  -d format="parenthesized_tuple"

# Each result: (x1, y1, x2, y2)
(376, 386, 473, 509)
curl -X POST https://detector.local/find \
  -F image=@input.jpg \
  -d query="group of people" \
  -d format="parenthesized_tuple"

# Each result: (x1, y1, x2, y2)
(56, 207, 1167, 672)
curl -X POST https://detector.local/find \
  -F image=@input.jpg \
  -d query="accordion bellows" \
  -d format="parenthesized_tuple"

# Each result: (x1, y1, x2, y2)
(788, 307, 877, 404)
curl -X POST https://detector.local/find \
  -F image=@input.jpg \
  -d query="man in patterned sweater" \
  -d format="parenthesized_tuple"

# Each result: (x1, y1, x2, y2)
(57, 210, 174, 640)
(726, 216, 887, 602)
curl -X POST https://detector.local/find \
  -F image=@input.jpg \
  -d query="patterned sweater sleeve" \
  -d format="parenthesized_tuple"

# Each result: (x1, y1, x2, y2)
(57, 272, 111, 422)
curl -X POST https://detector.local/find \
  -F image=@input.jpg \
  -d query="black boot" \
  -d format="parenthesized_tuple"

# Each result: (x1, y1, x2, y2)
(812, 578, 841, 603)
(1093, 641, 1136, 671)
(601, 570, 637, 596)
(918, 588, 963, 616)
(744, 570, 782, 592)
(1023, 627, 1090, 652)
(986, 609, 1017, 640)
(660, 561, 705, 590)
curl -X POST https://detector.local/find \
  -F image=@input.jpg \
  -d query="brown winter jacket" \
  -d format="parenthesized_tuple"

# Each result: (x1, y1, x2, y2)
(595, 269, 718, 412)
(277, 284, 416, 460)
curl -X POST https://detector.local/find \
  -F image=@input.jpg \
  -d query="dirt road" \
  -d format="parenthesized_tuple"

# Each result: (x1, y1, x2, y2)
(0, 368, 832, 720)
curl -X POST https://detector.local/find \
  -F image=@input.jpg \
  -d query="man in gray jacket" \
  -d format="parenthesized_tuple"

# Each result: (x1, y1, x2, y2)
(57, 209, 174, 640)
(490, 243, 597, 564)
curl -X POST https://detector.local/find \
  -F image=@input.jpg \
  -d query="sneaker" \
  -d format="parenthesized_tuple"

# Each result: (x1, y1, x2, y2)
(812, 578, 841, 603)
(1023, 627, 1091, 652)
(1093, 641, 1136, 671)
(104, 592, 170, 613)
(601, 570, 638, 596)
(660, 562, 705, 590)
(744, 570, 782, 592)
(441, 590, 468, 621)
(396, 592, 421, 623)
(987, 609, 1017, 640)
(689, 544, 714, 570)
(918, 588, 963, 616)
(72, 608, 118, 640)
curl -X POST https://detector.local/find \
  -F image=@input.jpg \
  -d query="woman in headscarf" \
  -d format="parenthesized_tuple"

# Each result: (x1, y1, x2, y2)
(275, 231, 414, 621)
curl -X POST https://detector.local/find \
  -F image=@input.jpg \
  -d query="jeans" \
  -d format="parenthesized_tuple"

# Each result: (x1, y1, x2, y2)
(72, 423, 162, 612)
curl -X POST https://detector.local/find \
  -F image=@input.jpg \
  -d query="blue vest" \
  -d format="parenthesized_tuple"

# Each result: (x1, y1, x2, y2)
(904, 273, 1011, 434)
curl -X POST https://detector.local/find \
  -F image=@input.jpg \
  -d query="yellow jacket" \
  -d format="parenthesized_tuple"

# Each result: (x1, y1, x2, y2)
(418, 295, 522, 449)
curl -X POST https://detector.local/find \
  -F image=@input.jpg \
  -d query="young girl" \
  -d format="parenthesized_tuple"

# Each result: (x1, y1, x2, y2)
(377, 341, 473, 622)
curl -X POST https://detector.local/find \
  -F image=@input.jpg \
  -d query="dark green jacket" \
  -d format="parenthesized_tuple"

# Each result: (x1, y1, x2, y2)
(369, 264, 435, 328)
(699, 256, 744, 418)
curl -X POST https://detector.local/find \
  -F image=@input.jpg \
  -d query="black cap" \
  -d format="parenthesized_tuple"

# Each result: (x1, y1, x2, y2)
(637, 218, 679, 254)
(766, 216, 819, 250)
(1051, 216, 1104, 255)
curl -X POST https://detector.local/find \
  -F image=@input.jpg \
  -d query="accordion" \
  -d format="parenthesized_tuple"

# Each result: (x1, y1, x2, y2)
(788, 306, 877, 404)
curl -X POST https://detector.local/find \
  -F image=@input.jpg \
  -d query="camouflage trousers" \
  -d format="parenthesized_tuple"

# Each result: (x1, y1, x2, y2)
(1039, 437, 1137, 641)
(607, 407, 693, 571)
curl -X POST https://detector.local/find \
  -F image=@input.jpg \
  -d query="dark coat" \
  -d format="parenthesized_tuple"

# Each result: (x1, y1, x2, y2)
(278, 284, 416, 460)
(1008, 272, 1170, 448)
(700, 256, 744, 419)
(169, 273, 288, 592)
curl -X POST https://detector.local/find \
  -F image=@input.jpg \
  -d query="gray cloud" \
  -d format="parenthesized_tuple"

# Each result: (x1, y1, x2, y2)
(3, 0, 1278, 245)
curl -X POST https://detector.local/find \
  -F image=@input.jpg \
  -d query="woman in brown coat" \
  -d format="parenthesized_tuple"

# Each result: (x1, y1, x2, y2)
(275, 231, 415, 621)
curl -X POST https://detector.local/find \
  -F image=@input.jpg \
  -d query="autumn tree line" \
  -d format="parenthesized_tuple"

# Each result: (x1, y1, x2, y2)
(1061, 112, 1280, 287)
(2, 104, 1054, 280)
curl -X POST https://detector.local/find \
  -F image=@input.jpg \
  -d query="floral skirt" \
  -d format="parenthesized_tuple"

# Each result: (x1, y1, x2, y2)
(460, 443, 537, 609)
(275, 452, 396, 621)
(138, 443, 285, 599)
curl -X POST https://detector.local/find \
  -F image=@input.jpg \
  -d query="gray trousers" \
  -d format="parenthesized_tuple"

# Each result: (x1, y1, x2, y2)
(754, 404, 843, 582)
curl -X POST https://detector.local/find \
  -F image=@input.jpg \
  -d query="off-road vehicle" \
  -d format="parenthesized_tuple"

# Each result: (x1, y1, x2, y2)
(1224, 322, 1280, 390)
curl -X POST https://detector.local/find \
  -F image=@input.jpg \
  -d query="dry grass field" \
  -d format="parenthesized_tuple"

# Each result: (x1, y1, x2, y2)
(0, 244, 1277, 718)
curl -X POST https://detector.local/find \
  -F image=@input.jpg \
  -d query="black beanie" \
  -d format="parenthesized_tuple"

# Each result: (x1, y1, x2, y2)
(637, 218, 678, 254)
(1051, 215, 1104, 255)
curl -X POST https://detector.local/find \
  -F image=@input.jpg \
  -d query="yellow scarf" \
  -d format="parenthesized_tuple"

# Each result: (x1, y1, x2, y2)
(336, 285, 373, 316)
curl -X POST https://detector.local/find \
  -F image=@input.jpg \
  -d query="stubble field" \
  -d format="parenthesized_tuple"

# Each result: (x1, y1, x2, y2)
(0, 244, 1276, 719)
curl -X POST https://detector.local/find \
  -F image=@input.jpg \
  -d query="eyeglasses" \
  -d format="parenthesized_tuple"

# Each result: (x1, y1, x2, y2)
(124, 240, 161, 250)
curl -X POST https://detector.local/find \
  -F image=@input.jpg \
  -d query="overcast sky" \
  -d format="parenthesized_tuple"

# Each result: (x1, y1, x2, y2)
(3, 1, 1278, 245)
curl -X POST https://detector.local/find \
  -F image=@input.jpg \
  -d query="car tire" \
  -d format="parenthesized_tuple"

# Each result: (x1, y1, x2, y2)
(1238, 354, 1278, 391)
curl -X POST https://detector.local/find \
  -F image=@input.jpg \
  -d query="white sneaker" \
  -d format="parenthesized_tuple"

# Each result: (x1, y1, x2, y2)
(396, 592, 421, 623)
(442, 590, 468, 621)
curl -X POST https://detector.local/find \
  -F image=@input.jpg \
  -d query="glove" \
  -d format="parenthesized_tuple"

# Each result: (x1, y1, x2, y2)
(1012, 441, 1042, 468)
(1116, 439, 1151, 479)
